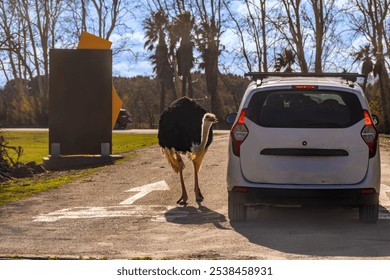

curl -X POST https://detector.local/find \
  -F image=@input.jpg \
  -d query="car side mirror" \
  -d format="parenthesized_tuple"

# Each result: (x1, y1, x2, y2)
(372, 114, 379, 126)
(225, 112, 237, 125)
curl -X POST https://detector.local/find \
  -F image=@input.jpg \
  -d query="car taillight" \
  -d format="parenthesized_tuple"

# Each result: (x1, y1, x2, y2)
(292, 85, 318, 90)
(360, 188, 375, 194)
(361, 110, 378, 158)
(230, 109, 248, 157)
(233, 186, 249, 193)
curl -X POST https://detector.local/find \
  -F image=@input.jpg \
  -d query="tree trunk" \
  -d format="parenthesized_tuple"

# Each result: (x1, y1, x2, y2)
(188, 73, 194, 98)
(159, 80, 166, 114)
(206, 44, 224, 124)
(260, 0, 268, 72)
(313, 0, 324, 73)
(182, 73, 187, 97)
(377, 64, 390, 133)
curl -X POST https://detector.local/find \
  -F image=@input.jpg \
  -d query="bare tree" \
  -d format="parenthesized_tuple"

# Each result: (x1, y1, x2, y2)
(349, 0, 390, 132)
(65, 0, 136, 57)
(270, 0, 342, 73)
(223, 1, 253, 72)
(0, 0, 137, 125)
(89, 0, 120, 39)
(278, 0, 309, 72)
(22, 0, 63, 109)
(306, 0, 341, 73)
(68, 0, 124, 40)
(223, 0, 271, 72)
(0, 0, 64, 125)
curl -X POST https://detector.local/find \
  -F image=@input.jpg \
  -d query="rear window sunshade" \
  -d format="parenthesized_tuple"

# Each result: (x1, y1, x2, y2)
(260, 148, 349, 157)
(246, 90, 364, 128)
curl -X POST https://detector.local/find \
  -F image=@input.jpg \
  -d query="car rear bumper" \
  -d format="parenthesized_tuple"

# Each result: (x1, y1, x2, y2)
(226, 140, 381, 194)
(230, 187, 379, 207)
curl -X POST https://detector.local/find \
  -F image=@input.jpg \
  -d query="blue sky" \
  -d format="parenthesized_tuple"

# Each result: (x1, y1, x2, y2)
(109, 20, 244, 80)
(0, 0, 370, 89)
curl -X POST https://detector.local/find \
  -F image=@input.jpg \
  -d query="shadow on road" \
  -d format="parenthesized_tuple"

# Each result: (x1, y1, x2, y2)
(165, 205, 229, 229)
(231, 205, 390, 258)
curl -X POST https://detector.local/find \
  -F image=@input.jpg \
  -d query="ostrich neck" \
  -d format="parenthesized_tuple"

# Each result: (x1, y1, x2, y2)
(196, 121, 213, 152)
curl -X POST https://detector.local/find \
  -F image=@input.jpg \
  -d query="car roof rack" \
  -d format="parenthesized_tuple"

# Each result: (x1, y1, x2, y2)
(245, 72, 366, 83)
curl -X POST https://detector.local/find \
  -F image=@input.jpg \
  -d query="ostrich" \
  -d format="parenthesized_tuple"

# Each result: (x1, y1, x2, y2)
(158, 97, 218, 205)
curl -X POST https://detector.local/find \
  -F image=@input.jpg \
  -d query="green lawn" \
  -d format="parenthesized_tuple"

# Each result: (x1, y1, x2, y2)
(0, 131, 158, 206)
(1, 131, 48, 163)
(1, 131, 158, 163)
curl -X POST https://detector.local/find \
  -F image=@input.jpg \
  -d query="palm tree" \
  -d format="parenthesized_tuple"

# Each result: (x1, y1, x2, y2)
(169, 12, 195, 98)
(195, 15, 225, 124)
(275, 49, 295, 72)
(353, 45, 373, 91)
(144, 9, 175, 113)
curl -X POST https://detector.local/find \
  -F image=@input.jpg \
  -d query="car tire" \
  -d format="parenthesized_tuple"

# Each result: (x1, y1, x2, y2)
(359, 203, 379, 224)
(228, 192, 247, 222)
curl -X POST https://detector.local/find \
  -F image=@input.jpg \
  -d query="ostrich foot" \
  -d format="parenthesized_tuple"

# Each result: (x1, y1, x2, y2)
(176, 196, 188, 206)
(196, 191, 204, 202)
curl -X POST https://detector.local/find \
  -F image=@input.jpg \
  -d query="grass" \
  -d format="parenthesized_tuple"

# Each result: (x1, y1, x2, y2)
(111, 133, 158, 155)
(1, 131, 48, 163)
(0, 169, 97, 206)
(0, 131, 158, 206)
(0, 131, 158, 163)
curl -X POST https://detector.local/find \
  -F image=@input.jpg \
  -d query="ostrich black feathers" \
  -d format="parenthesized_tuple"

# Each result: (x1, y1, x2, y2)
(158, 97, 213, 153)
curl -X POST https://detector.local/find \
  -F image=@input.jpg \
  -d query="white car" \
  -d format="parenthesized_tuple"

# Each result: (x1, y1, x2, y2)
(226, 72, 381, 223)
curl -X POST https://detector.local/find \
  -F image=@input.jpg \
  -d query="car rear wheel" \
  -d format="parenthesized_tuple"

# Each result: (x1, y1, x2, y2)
(359, 203, 379, 223)
(228, 192, 247, 222)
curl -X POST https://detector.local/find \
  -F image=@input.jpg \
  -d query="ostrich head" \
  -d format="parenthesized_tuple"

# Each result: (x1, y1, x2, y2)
(202, 113, 218, 125)
(191, 113, 218, 153)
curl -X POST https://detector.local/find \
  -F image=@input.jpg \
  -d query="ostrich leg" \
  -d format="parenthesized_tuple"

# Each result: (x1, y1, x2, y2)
(176, 153, 188, 205)
(192, 149, 207, 202)
(193, 162, 204, 202)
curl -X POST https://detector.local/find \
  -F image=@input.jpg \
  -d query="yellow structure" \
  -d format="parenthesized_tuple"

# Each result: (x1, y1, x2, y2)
(78, 31, 123, 129)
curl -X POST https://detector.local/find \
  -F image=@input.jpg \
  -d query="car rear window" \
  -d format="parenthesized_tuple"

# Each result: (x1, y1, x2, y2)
(246, 90, 364, 128)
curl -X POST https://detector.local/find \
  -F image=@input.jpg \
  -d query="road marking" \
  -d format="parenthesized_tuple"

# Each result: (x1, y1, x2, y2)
(34, 205, 189, 222)
(120, 180, 169, 205)
(33, 180, 186, 222)
(34, 205, 164, 222)
(34, 206, 142, 222)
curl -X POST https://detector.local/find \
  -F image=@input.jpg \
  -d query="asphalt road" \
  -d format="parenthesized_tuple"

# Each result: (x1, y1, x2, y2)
(1, 134, 390, 259)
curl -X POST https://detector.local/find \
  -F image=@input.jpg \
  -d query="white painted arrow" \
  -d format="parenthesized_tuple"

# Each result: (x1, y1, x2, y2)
(34, 205, 168, 222)
(120, 180, 170, 205)
(34, 180, 177, 222)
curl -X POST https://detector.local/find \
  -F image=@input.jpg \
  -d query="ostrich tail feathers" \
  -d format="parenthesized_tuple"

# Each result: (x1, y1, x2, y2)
(162, 147, 184, 173)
